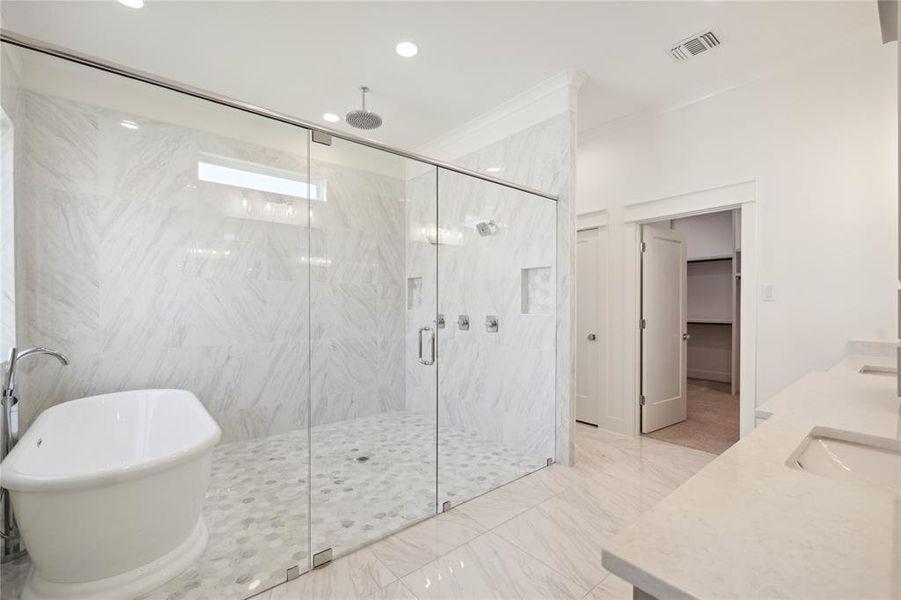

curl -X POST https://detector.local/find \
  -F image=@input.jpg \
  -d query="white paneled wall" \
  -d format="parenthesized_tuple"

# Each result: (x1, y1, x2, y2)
(577, 29, 896, 428)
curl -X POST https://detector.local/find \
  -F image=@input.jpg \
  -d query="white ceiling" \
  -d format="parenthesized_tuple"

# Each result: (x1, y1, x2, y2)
(0, 1, 880, 148)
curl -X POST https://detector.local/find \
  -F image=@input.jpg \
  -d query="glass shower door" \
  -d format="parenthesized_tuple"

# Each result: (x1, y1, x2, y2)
(436, 168, 556, 508)
(0, 41, 314, 600)
(308, 137, 438, 563)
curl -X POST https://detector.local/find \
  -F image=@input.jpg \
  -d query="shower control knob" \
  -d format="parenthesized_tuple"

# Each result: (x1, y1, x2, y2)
(587, 333, 597, 341)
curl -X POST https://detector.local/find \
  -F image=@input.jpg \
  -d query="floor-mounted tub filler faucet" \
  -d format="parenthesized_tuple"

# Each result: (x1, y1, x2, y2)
(1, 346, 69, 562)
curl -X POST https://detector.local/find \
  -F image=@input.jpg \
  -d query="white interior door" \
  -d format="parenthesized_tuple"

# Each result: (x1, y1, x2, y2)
(641, 223, 688, 433)
(576, 228, 601, 425)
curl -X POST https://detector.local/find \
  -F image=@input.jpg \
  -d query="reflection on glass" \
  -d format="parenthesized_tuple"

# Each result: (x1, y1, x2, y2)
(308, 137, 439, 562)
(0, 42, 311, 600)
(437, 168, 556, 507)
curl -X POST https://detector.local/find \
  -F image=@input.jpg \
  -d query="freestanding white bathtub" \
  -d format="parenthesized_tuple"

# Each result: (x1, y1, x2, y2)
(0, 389, 221, 600)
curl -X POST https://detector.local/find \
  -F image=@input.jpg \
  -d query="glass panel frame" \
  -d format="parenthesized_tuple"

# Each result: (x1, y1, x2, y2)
(436, 168, 557, 508)
(307, 137, 439, 562)
(0, 42, 313, 600)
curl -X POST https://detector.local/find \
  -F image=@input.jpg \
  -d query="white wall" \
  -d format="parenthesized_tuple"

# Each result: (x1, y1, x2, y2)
(577, 28, 897, 433)
(672, 211, 735, 261)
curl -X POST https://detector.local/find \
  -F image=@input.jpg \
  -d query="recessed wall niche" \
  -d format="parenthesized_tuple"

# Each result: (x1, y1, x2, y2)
(521, 266, 553, 315)
(407, 277, 423, 309)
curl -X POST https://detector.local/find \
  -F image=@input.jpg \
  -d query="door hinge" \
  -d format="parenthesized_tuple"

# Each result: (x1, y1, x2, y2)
(640, 318, 647, 330)
(312, 130, 333, 146)
(313, 548, 333, 569)
(640, 241, 647, 253)
(639, 395, 646, 406)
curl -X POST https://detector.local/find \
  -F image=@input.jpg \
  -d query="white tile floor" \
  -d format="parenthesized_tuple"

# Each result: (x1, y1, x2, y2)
(254, 423, 715, 600)
(0, 412, 544, 600)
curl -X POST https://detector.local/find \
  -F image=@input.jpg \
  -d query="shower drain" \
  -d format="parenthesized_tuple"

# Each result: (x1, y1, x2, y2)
(355, 456, 369, 463)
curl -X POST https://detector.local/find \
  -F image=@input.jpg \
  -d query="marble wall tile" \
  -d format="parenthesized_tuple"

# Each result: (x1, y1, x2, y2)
(98, 275, 187, 353)
(401, 112, 573, 485)
(99, 205, 194, 283)
(403, 170, 439, 421)
(183, 278, 269, 347)
(14, 87, 573, 467)
(265, 280, 309, 342)
(20, 92, 98, 193)
(312, 339, 379, 400)
(267, 222, 310, 282)
(15, 89, 406, 443)
(183, 215, 269, 280)
(0, 106, 15, 358)
(312, 282, 380, 341)
(311, 160, 404, 236)
(439, 174, 557, 465)
(453, 113, 574, 467)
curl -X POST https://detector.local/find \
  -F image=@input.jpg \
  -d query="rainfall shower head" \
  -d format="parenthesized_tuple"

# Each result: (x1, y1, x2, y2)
(345, 87, 383, 130)
(476, 220, 498, 237)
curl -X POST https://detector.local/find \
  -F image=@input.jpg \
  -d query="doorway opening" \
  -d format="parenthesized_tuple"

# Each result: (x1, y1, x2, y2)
(639, 210, 740, 455)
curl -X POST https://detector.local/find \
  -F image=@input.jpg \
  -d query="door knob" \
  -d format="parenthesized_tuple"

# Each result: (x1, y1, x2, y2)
(682, 333, 691, 341)
(587, 333, 597, 341)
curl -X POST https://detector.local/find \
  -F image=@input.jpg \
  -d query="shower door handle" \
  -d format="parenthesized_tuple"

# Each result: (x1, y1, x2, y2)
(418, 327, 435, 366)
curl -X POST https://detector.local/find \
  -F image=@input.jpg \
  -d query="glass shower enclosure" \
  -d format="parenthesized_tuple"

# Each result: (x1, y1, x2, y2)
(0, 36, 557, 600)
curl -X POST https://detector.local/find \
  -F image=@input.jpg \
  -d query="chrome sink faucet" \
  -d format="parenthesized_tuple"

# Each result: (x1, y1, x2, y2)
(1, 346, 69, 562)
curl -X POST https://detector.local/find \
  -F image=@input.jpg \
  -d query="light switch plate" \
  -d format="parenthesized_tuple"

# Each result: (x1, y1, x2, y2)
(762, 284, 776, 302)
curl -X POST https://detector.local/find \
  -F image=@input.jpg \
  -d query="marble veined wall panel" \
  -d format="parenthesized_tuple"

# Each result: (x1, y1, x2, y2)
(1, 106, 16, 361)
(15, 90, 405, 443)
(446, 113, 574, 466)
(404, 113, 572, 466)
(403, 168, 438, 421)
(435, 170, 556, 464)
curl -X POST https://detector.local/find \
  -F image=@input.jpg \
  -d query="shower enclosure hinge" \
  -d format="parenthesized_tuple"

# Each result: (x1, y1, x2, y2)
(640, 241, 647, 253)
(311, 130, 333, 146)
(546, 458, 554, 467)
(442, 500, 452, 513)
(286, 565, 301, 581)
(639, 395, 646, 406)
(640, 318, 647, 330)
(312, 548, 333, 569)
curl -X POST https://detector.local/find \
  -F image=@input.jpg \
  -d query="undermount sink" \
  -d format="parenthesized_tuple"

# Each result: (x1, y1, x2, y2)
(787, 427, 901, 495)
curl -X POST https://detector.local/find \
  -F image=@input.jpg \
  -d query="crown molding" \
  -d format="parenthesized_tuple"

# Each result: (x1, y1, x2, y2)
(417, 69, 587, 162)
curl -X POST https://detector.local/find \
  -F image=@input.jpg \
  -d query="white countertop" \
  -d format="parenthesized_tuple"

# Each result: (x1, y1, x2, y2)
(601, 355, 901, 599)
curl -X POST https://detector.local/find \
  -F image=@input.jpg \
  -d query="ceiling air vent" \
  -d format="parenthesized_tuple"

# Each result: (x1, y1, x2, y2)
(669, 31, 721, 62)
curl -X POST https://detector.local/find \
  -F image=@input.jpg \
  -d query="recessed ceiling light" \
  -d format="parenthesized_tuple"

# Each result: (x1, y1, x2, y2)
(395, 41, 419, 58)
(485, 167, 503, 173)
(120, 119, 139, 130)
(322, 113, 340, 123)
(117, 0, 144, 8)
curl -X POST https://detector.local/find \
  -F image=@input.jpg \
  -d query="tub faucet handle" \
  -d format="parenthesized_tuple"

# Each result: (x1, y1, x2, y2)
(2, 347, 69, 397)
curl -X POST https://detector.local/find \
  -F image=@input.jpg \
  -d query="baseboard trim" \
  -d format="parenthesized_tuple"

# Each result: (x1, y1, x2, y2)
(688, 369, 731, 383)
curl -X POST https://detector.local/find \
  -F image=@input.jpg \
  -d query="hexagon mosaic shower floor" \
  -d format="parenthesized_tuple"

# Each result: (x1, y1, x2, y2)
(0, 412, 543, 600)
